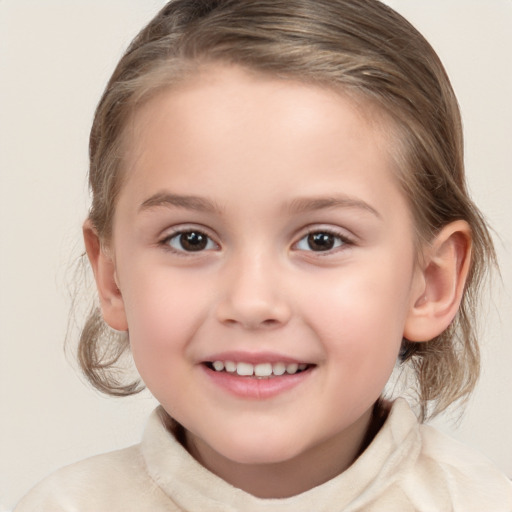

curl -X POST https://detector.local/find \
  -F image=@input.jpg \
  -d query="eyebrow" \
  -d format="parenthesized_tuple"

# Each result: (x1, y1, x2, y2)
(139, 192, 222, 214)
(139, 192, 380, 218)
(286, 196, 381, 219)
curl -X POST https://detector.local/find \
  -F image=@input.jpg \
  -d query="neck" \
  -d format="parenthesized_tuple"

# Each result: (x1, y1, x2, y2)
(183, 403, 385, 499)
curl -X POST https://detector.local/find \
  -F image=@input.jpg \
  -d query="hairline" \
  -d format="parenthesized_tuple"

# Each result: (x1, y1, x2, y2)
(103, 58, 425, 252)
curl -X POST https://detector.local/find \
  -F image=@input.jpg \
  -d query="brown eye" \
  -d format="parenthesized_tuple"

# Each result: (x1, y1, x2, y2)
(295, 231, 346, 252)
(166, 231, 216, 252)
(307, 233, 336, 251)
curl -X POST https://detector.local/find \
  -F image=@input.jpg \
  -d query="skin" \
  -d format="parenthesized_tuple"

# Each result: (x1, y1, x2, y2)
(86, 64, 471, 498)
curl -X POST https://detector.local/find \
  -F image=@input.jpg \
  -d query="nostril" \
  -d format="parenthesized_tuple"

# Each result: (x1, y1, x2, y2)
(216, 297, 292, 329)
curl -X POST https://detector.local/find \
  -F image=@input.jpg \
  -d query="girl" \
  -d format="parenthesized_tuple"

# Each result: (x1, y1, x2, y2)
(15, 0, 512, 510)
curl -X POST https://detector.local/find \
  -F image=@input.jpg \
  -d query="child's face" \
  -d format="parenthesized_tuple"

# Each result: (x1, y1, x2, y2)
(108, 65, 424, 476)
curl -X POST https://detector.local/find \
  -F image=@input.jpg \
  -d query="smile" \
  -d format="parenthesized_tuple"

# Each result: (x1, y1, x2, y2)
(205, 361, 311, 377)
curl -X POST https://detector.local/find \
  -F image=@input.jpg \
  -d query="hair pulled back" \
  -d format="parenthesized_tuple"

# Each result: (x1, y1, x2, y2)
(80, 0, 495, 419)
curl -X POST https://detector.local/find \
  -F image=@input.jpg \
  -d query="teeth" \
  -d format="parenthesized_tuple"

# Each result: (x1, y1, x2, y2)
(254, 363, 272, 377)
(210, 360, 309, 377)
(286, 363, 299, 374)
(273, 362, 286, 376)
(237, 362, 254, 376)
(212, 361, 224, 371)
(225, 361, 236, 373)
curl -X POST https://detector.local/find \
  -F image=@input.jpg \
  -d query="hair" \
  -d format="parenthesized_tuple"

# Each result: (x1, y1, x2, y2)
(78, 0, 496, 419)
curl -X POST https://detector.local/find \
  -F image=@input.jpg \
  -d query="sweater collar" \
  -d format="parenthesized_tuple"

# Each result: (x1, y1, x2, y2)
(141, 398, 421, 512)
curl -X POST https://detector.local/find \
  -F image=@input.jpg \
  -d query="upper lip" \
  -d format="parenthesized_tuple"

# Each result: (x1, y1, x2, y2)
(202, 351, 311, 365)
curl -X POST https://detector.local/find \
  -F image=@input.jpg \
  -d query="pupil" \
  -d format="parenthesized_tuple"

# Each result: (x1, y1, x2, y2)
(308, 233, 334, 251)
(181, 232, 207, 251)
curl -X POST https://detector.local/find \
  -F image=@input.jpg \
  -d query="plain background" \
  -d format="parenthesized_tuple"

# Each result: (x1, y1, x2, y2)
(1, 1, 511, 509)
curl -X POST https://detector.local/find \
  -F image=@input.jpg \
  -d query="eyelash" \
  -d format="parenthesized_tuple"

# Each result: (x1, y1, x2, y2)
(294, 228, 354, 254)
(160, 228, 219, 255)
(160, 227, 354, 256)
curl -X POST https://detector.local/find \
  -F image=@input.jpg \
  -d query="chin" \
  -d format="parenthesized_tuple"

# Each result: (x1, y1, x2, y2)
(210, 433, 304, 466)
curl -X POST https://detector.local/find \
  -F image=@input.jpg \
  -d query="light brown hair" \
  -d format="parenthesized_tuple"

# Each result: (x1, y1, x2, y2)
(79, 0, 496, 419)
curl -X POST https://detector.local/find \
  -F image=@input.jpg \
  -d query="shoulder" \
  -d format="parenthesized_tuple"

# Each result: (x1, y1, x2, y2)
(393, 401, 512, 511)
(14, 445, 179, 512)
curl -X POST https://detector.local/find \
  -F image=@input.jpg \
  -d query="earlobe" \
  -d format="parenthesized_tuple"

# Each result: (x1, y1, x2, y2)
(83, 219, 128, 332)
(404, 220, 472, 342)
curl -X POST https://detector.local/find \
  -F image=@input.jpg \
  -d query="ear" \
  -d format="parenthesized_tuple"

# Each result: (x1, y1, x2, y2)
(83, 219, 128, 331)
(404, 220, 472, 342)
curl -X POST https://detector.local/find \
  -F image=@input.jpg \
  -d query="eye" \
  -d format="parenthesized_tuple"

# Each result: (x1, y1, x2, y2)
(164, 230, 218, 253)
(295, 231, 348, 252)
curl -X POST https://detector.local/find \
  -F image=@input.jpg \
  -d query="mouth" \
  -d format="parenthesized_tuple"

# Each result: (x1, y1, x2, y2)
(203, 360, 314, 378)
(201, 355, 316, 399)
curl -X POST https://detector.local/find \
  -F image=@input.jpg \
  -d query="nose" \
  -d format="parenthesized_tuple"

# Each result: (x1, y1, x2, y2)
(215, 251, 292, 330)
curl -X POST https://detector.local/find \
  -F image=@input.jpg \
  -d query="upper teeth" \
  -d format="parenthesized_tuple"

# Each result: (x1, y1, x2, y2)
(211, 361, 308, 377)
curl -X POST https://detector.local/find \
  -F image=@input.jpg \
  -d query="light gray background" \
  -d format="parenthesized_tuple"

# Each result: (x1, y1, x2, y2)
(1, 1, 511, 509)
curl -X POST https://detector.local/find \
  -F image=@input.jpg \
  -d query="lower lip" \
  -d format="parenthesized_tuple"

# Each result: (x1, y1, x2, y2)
(201, 365, 313, 400)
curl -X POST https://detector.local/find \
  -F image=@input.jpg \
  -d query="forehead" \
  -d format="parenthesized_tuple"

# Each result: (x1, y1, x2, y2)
(125, 63, 393, 140)
(119, 64, 405, 217)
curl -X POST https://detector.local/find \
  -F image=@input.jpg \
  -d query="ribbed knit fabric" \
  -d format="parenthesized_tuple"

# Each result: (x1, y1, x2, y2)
(15, 399, 512, 511)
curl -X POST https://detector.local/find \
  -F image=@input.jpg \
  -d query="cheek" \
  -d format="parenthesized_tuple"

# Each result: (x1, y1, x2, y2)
(118, 267, 212, 378)
(301, 257, 412, 379)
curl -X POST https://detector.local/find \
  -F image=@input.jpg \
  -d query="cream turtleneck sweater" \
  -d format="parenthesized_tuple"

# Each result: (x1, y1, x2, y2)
(15, 399, 512, 511)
